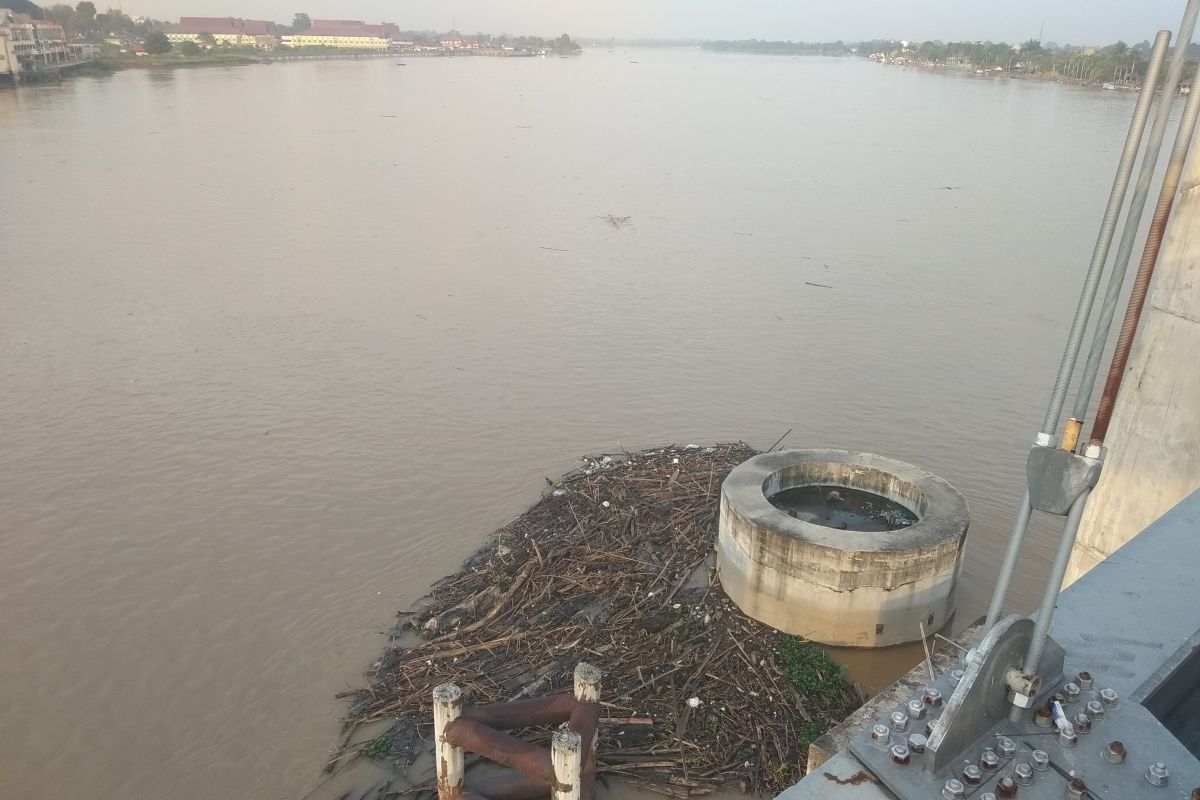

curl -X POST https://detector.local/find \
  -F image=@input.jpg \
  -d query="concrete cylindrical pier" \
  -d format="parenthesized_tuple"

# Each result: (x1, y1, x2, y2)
(716, 449, 969, 647)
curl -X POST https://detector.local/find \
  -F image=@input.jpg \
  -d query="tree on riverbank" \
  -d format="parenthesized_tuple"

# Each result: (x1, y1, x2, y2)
(145, 30, 171, 54)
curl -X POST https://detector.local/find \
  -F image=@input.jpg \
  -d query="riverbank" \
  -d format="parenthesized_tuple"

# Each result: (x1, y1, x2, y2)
(871, 57, 1145, 91)
(329, 444, 859, 800)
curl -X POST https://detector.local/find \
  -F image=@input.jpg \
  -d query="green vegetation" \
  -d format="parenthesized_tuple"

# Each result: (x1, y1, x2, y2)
(703, 36, 1193, 88)
(780, 636, 848, 704)
(796, 719, 829, 751)
(362, 734, 392, 759)
(42, 2, 169, 42)
(900, 39, 1148, 83)
(144, 30, 171, 54)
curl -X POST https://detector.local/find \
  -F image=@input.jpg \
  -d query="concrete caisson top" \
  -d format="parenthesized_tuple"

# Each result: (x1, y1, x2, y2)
(721, 449, 969, 553)
(717, 448, 970, 647)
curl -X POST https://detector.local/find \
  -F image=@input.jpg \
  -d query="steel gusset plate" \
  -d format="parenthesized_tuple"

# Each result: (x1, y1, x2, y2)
(1026, 446, 1103, 516)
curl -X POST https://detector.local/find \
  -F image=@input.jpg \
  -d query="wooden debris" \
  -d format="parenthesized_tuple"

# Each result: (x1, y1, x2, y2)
(337, 444, 856, 796)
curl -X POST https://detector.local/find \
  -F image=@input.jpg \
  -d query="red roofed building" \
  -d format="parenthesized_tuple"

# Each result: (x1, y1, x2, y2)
(168, 17, 279, 48)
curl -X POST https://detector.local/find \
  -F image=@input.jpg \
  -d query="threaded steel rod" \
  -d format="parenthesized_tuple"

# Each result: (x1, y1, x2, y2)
(1038, 33, 1168, 436)
(1092, 57, 1200, 444)
(1071, 30, 1175, 425)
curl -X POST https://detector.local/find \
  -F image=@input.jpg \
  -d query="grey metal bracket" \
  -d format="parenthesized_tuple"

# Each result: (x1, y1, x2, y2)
(848, 616, 1066, 798)
(1026, 446, 1103, 516)
(926, 616, 1065, 773)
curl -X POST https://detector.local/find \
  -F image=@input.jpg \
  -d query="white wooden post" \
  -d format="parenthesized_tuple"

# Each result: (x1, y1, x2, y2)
(573, 662, 601, 703)
(433, 684, 464, 800)
(551, 729, 582, 800)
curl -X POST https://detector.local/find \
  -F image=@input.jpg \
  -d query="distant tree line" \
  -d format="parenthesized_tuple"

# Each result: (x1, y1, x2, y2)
(704, 39, 853, 55)
(41, 2, 169, 40)
(702, 37, 1198, 87)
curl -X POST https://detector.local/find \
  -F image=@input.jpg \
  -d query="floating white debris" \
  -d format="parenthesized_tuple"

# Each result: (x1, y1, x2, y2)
(601, 501, 610, 508)
(552, 489, 565, 496)
(672, 603, 682, 610)
(686, 697, 702, 708)
(672, 457, 680, 464)
(686, 443, 700, 449)
(703, 614, 712, 624)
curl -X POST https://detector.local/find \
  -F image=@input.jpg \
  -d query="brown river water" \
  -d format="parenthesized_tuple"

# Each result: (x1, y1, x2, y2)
(0, 49, 1152, 799)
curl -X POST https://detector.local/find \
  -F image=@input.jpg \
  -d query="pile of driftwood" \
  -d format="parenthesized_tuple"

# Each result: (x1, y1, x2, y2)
(335, 443, 857, 798)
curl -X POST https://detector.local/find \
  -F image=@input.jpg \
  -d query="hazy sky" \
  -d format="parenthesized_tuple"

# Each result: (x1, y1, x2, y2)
(123, 0, 1188, 46)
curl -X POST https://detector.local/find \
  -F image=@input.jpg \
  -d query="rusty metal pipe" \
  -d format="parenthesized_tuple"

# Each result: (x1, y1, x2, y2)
(568, 702, 600, 775)
(462, 695, 577, 730)
(1092, 58, 1200, 444)
(444, 718, 556, 784)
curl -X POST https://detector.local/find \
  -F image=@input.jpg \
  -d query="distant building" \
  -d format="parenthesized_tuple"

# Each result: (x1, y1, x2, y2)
(167, 17, 279, 48)
(1, 8, 69, 78)
(1, 9, 19, 78)
(69, 42, 100, 60)
(284, 19, 398, 49)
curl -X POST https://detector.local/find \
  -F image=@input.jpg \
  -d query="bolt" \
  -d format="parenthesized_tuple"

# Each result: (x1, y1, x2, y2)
(1059, 730, 1077, 748)
(1063, 682, 1080, 702)
(906, 698, 927, 719)
(1086, 699, 1104, 719)
(870, 723, 890, 745)
(889, 710, 909, 731)
(925, 720, 935, 736)
(1066, 777, 1087, 799)
(1190, 788, 1200, 800)
(942, 779, 966, 800)
(1034, 707, 1054, 728)
(997, 737, 1017, 759)
(1099, 687, 1118, 707)
(981, 748, 1001, 771)
(980, 795, 998, 800)
(907, 733, 928, 753)
(924, 686, 943, 707)
(949, 668, 965, 686)
(1014, 763, 1034, 785)
(1078, 671, 1094, 690)
(996, 777, 1018, 798)
(1146, 762, 1170, 787)
(1103, 741, 1126, 764)
(1073, 712, 1092, 734)
(890, 743, 910, 765)
(1032, 750, 1050, 771)
(963, 764, 983, 785)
